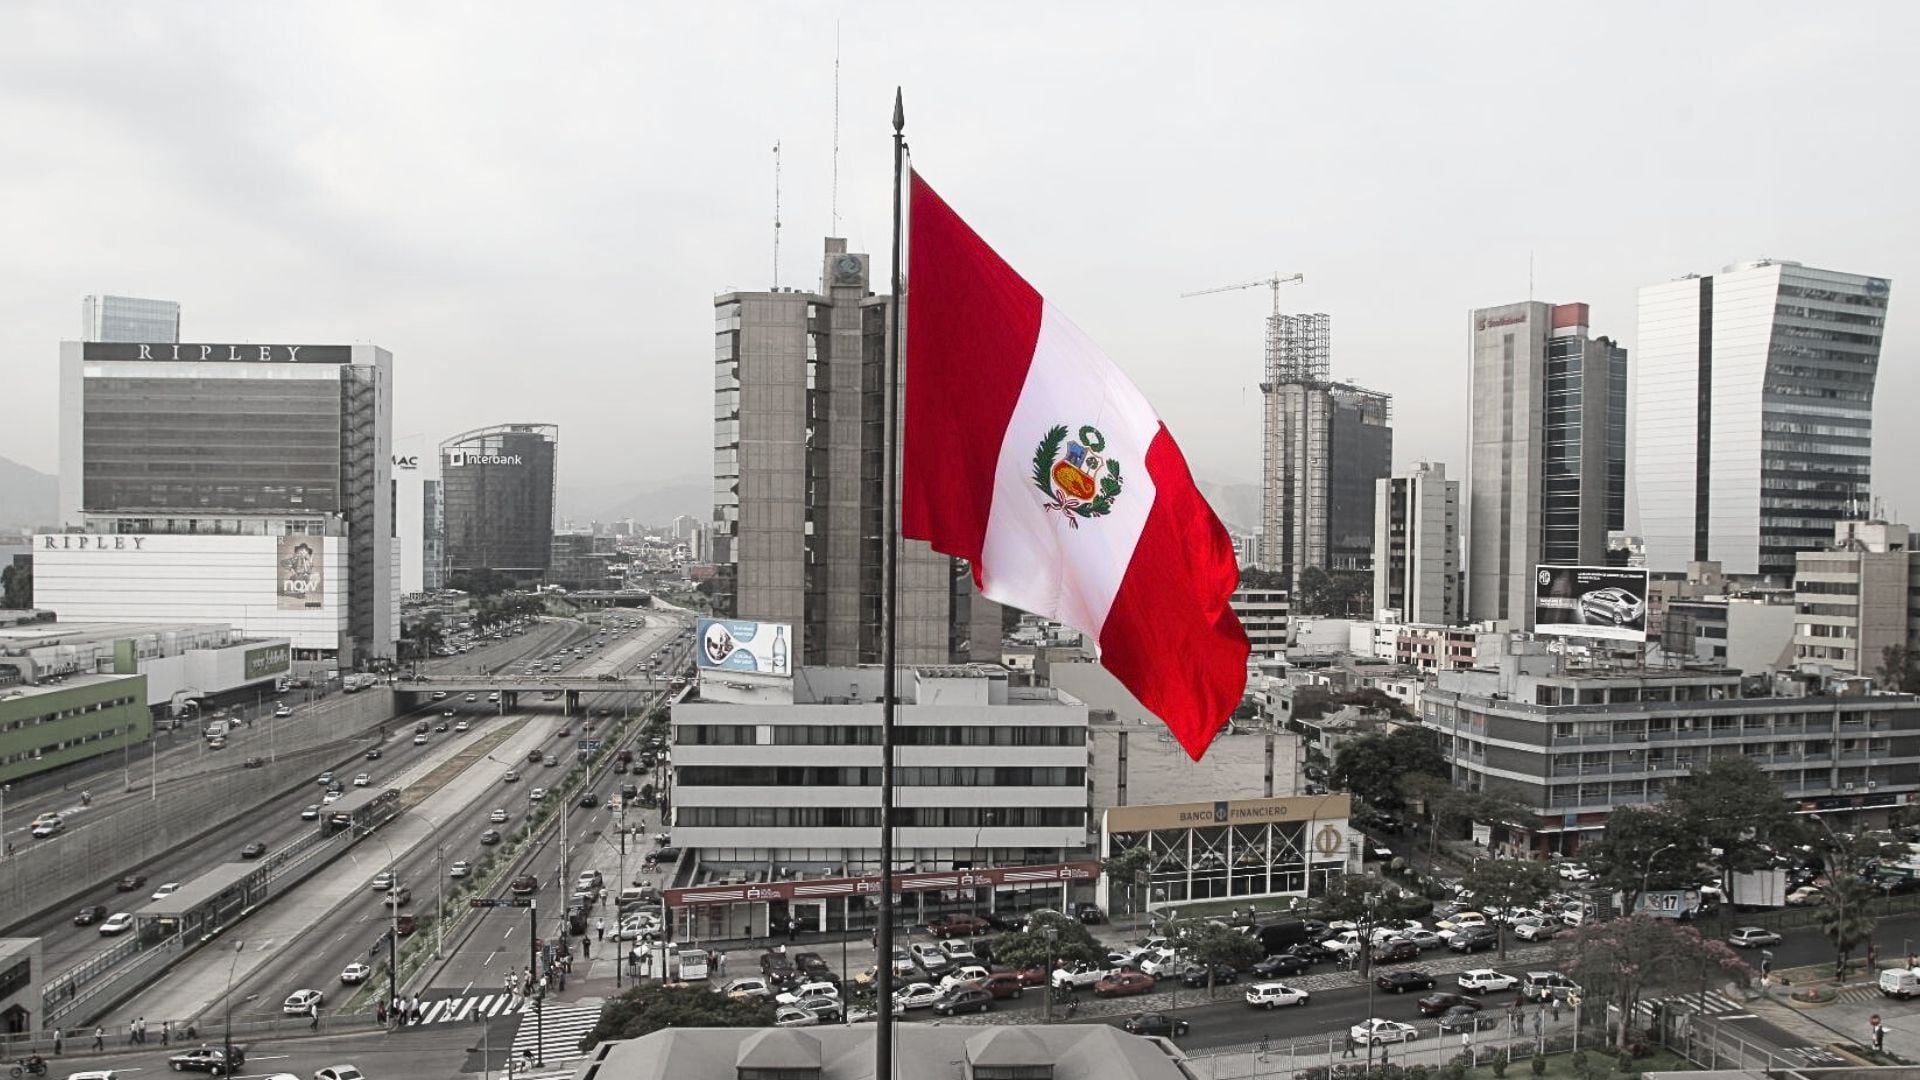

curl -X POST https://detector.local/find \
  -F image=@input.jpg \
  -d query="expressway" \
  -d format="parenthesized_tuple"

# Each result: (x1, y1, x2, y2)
(110, 613, 692, 1030)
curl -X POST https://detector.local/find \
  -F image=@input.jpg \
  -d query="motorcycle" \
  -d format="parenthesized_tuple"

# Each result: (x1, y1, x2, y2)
(11, 1056, 48, 1078)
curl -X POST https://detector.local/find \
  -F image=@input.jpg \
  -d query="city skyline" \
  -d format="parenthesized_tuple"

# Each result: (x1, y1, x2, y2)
(1, 6, 1914, 532)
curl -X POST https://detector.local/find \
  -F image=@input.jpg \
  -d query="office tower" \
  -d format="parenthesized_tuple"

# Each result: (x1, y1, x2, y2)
(1793, 519, 1919, 677)
(439, 424, 559, 584)
(712, 238, 994, 666)
(1258, 313, 1392, 587)
(421, 478, 446, 591)
(1375, 461, 1460, 625)
(81, 294, 180, 343)
(1467, 302, 1626, 625)
(47, 341, 396, 662)
(1637, 260, 1892, 579)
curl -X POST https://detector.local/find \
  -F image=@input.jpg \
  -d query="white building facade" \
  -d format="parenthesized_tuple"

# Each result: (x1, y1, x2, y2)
(1374, 461, 1460, 626)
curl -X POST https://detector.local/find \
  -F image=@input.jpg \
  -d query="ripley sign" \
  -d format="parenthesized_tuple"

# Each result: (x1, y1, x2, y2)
(41, 535, 146, 551)
(82, 342, 354, 363)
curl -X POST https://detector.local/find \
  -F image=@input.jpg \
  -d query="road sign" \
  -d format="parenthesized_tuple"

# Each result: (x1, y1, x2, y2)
(578, 739, 602, 752)
(470, 897, 537, 909)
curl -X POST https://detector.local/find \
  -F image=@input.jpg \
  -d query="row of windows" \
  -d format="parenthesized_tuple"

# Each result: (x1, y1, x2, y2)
(675, 765, 1086, 787)
(676, 806, 1087, 829)
(675, 724, 1086, 747)
(2, 697, 138, 733)
(0, 722, 140, 767)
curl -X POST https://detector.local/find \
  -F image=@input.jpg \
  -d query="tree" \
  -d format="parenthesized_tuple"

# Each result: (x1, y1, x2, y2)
(1184, 921, 1263, 997)
(1878, 644, 1920, 694)
(1579, 806, 1710, 917)
(1331, 727, 1448, 814)
(1459, 859, 1557, 960)
(987, 910, 1107, 971)
(1553, 916, 1750, 1050)
(1815, 873, 1879, 980)
(1295, 566, 1372, 617)
(1102, 847, 1152, 919)
(1316, 876, 1425, 977)
(1402, 776, 1534, 858)
(1239, 567, 1288, 590)
(1665, 757, 1796, 905)
(0, 560, 30, 610)
(580, 984, 773, 1047)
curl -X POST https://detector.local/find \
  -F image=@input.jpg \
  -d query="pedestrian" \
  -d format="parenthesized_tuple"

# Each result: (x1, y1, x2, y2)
(1870, 942, 1880, 969)
(162, 1021, 170, 1046)
(1461, 1030, 1472, 1053)
(596, 917, 606, 941)
(787, 917, 797, 942)
(1343, 1032, 1356, 1058)
(309, 1002, 320, 1031)
(138, 1017, 147, 1043)
(52, 1028, 61, 1056)
(716, 952, 727, 976)
(128, 1019, 138, 1045)
(1550, 998, 1561, 1022)
(92, 1027, 103, 1052)
(376, 1002, 388, 1027)
(1872, 1015, 1885, 1052)
(1533, 1012, 1543, 1037)
(583, 937, 592, 960)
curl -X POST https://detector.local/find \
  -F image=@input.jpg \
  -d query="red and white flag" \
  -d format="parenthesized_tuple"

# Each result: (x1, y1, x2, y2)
(902, 171, 1249, 760)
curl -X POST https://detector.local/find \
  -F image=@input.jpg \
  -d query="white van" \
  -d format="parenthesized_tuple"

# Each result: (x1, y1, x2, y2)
(1881, 968, 1920, 1000)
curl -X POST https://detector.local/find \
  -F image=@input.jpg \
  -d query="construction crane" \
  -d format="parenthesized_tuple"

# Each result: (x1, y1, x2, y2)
(1179, 272, 1304, 314)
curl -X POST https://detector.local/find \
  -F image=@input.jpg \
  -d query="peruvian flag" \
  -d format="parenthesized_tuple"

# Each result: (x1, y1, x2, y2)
(902, 171, 1250, 760)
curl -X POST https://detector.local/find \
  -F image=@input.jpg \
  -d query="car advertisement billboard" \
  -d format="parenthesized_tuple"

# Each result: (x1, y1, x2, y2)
(695, 618, 791, 677)
(1533, 565, 1649, 642)
(276, 535, 325, 610)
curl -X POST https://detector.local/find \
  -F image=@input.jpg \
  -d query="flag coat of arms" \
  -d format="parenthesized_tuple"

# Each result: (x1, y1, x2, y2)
(901, 171, 1250, 759)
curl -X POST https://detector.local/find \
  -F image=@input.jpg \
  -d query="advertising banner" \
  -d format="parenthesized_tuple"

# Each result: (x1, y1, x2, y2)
(1533, 565, 1650, 642)
(695, 618, 791, 677)
(244, 644, 292, 680)
(276, 535, 325, 610)
(1635, 890, 1702, 920)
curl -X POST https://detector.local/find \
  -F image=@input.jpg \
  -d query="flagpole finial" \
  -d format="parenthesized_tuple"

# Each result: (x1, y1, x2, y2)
(893, 87, 905, 134)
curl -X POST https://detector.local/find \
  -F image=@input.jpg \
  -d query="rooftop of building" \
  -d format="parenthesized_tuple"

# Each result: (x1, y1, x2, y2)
(0, 672, 141, 703)
(0, 619, 267, 652)
(573, 1021, 1191, 1079)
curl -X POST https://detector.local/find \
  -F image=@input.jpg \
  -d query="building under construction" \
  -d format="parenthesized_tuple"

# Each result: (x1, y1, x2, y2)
(1259, 313, 1392, 590)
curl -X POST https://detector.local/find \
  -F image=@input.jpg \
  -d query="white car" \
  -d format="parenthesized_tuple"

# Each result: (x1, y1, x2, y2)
(323, 789, 345, 803)
(1512, 920, 1556, 942)
(1556, 863, 1592, 882)
(274, 704, 293, 717)
(314, 1067, 366, 1080)
(1458, 969, 1520, 994)
(1351, 1018, 1420, 1045)
(891, 982, 943, 1010)
(150, 882, 182, 902)
(908, 942, 947, 970)
(449, 860, 472, 879)
(371, 872, 395, 892)
(528, 788, 546, 803)
(339, 962, 373, 984)
(352, 773, 371, 787)
(283, 988, 325, 1015)
(1728, 926, 1782, 949)
(490, 808, 510, 823)
(98, 912, 134, 935)
(938, 965, 992, 992)
(775, 981, 842, 1006)
(455, 721, 470, 733)
(723, 977, 772, 1001)
(774, 1005, 819, 1028)
(1137, 948, 1184, 977)
(1245, 982, 1310, 1009)
(938, 938, 977, 962)
(1050, 963, 1113, 989)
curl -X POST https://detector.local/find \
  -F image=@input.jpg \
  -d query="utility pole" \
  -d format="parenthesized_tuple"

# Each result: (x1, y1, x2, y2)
(529, 899, 544, 1068)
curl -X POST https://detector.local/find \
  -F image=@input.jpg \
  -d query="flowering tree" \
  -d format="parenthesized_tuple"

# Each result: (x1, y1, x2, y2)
(1554, 915, 1752, 1049)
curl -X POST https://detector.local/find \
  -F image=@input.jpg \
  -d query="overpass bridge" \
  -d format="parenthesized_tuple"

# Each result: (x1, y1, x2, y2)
(393, 674, 680, 716)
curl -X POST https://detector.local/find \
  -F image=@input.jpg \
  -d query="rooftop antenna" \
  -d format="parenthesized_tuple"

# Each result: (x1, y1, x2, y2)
(830, 22, 842, 233)
(772, 140, 783, 289)
(1529, 250, 1535, 301)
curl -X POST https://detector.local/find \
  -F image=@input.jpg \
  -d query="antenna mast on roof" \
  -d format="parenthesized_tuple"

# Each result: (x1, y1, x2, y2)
(772, 140, 783, 289)
(831, 22, 842, 233)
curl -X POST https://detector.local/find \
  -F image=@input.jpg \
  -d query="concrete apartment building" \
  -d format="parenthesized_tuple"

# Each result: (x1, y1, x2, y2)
(667, 664, 1091, 939)
(1421, 637, 1920, 854)
(1636, 260, 1892, 579)
(1231, 586, 1291, 657)
(711, 240, 996, 666)
(1467, 302, 1627, 626)
(1374, 461, 1460, 626)
(1794, 519, 1920, 678)
(1257, 313, 1393, 588)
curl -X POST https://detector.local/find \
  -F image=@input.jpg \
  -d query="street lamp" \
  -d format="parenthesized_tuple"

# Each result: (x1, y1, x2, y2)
(221, 939, 246, 1065)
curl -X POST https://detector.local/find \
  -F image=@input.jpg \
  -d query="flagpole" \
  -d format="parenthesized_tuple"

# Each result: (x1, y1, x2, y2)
(876, 85, 905, 1080)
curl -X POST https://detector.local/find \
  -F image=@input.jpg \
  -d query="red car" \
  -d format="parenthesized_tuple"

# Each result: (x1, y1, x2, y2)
(1007, 965, 1049, 988)
(1094, 971, 1156, 998)
(973, 972, 1028, 999)
(928, 913, 990, 938)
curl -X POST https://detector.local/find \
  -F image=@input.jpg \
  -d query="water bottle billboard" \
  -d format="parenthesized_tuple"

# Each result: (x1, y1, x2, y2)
(695, 618, 792, 677)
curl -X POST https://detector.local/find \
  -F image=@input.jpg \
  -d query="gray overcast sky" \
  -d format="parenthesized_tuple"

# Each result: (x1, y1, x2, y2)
(4, 3, 1916, 525)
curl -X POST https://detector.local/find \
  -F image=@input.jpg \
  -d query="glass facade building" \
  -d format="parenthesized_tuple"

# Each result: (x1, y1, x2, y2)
(1636, 261, 1892, 578)
(438, 423, 557, 581)
(1467, 302, 1626, 626)
(81, 294, 180, 344)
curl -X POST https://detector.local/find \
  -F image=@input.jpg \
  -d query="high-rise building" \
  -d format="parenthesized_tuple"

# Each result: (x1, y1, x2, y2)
(1374, 461, 1460, 625)
(1466, 302, 1626, 626)
(712, 239, 995, 666)
(438, 423, 558, 584)
(421, 478, 446, 591)
(1637, 260, 1892, 579)
(47, 341, 396, 662)
(81, 294, 180, 343)
(1258, 314, 1392, 588)
(1793, 519, 1919, 678)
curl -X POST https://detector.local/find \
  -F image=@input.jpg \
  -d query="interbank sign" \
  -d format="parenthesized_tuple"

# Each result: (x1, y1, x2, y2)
(445, 450, 523, 466)
(82, 343, 353, 364)
(245, 644, 291, 680)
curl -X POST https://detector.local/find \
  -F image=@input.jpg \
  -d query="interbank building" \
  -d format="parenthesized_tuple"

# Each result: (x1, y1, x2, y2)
(42, 341, 398, 665)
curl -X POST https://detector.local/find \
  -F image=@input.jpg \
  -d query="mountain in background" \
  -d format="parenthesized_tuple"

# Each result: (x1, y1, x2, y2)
(559, 479, 708, 530)
(0, 455, 57, 530)
(1200, 480, 1261, 535)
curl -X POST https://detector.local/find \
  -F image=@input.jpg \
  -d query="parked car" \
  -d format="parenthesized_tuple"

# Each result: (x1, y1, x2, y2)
(1123, 1011, 1190, 1037)
(1244, 982, 1310, 1009)
(1375, 970, 1437, 994)
(1180, 963, 1239, 988)
(890, 982, 943, 1010)
(1448, 926, 1499, 953)
(933, 987, 994, 1016)
(773, 1005, 818, 1028)
(1074, 903, 1107, 924)
(1252, 953, 1311, 978)
(1372, 939, 1420, 964)
(1050, 962, 1112, 990)
(1093, 971, 1156, 997)
(1512, 919, 1556, 942)
(928, 912, 991, 938)
(972, 972, 1028, 999)
(723, 977, 773, 1001)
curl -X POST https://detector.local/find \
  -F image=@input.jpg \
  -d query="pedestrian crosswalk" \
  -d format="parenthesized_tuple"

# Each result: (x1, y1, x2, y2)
(511, 1002, 604, 1065)
(1836, 984, 1880, 1004)
(1634, 991, 1747, 1018)
(411, 992, 531, 1025)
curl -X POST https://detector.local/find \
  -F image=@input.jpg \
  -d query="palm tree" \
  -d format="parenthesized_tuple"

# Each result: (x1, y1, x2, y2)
(1815, 874, 1879, 981)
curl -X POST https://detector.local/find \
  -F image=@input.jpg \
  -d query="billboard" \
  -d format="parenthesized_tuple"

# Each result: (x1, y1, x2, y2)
(244, 644, 292, 680)
(277, 535, 325, 610)
(1533, 565, 1650, 643)
(695, 618, 791, 677)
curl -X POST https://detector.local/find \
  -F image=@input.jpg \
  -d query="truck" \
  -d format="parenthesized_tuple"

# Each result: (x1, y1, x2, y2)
(342, 673, 377, 692)
(203, 719, 231, 740)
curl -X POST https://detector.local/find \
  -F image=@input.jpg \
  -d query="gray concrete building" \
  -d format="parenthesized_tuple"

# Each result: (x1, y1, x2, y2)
(711, 239, 993, 666)
(1794, 519, 1920, 678)
(1467, 302, 1626, 626)
(1636, 260, 1892, 578)
(1374, 461, 1460, 625)
(1230, 587, 1290, 657)
(1421, 636, 1920, 855)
